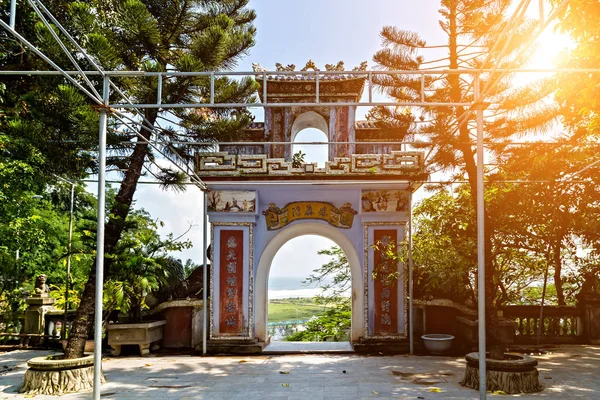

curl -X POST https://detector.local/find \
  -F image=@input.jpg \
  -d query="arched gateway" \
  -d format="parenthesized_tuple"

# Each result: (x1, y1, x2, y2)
(196, 61, 428, 353)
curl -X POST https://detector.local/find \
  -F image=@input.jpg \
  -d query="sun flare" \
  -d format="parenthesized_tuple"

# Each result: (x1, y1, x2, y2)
(528, 27, 575, 69)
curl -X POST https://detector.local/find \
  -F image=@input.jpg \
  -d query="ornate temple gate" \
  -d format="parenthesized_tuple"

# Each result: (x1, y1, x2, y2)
(196, 61, 428, 353)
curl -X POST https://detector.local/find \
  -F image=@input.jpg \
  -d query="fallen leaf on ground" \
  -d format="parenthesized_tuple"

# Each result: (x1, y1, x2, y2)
(492, 390, 507, 395)
(279, 371, 289, 374)
(281, 383, 289, 387)
(144, 364, 152, 367)
(428, 387, 444, 393)
(372, 390, 379, 394)
(238, 360, 248, 363)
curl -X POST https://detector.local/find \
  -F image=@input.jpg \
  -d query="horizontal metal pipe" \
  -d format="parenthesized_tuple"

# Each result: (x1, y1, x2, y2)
(111, 102, 473, 109)
(175, 141, 422, 146)
(2, 68, 600, 77)
(79, 178, 595, 186)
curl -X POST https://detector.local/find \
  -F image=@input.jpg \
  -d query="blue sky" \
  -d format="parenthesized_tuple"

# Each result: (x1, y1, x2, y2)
(120, 0, 451, 278)
(237, 0, 445, 72)
(89, 1, 563, 280)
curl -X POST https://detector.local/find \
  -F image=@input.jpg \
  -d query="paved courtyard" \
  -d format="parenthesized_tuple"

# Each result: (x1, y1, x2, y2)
(1, 345, 599, 399)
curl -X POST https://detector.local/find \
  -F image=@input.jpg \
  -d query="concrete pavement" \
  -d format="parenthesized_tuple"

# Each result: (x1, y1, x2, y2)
(1, 345, 599, 399)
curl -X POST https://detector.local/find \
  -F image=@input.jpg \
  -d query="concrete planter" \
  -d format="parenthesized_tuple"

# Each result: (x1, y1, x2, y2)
(20, 353, 105, 395)
(421, 334, 454, 354)
(461, 352, 542, 394)
(106, 320, 166, 356)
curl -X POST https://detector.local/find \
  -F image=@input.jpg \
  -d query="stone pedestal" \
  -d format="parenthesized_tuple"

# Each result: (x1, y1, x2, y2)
(106, 320, 166, 356)
(24, 296, 56, 345)
(578, 292, 600, 344)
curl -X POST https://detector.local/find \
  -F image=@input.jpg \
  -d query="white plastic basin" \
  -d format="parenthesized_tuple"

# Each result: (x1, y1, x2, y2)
(421, 333, 454, 354)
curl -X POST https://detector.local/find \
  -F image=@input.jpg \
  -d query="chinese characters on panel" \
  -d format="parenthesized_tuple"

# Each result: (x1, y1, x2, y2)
(219, 230, 244, 334)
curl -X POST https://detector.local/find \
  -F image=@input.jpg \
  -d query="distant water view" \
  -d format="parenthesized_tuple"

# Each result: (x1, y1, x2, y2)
(268, 276, 321, 299)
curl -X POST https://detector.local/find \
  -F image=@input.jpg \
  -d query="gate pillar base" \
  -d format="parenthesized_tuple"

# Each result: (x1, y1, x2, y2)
(353, 337, 409, 355)
(198, 338, 269, 355)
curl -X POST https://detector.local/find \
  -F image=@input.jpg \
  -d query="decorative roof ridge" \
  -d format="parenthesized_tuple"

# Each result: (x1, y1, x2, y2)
(355, 120, 379, 129)
(246, 122, 264, 129)
(251, 60, 368, 81)
(245, 121, 382, 130)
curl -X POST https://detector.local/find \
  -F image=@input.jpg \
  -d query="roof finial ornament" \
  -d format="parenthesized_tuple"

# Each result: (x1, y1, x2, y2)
(325, 61, 345, 71)
(275, 63, 296, 72)
(252, 63, 268, 72)
(301, 59, 320, 71)
(352, 61, 368, 71)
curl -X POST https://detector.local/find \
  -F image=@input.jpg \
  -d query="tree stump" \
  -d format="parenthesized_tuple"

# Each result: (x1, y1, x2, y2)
(460, 352, 542, 394)
(19, 354, 105, 395)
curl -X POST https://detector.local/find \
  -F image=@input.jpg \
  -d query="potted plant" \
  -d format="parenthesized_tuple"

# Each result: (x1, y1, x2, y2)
(102, 212, 191, 356)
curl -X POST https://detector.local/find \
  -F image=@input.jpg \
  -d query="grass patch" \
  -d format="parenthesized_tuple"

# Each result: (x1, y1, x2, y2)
(268, 297, 327, 323)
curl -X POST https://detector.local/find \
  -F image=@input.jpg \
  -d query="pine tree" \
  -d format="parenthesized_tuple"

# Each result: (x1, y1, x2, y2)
(3, 0, 259, 359)
(371, 0, 558, 355)
(553, 0, 600, 136)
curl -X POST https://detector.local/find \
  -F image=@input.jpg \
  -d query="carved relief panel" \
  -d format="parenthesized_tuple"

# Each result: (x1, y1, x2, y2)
(364, 223, 407, 339)
(211, 223, 253, 339)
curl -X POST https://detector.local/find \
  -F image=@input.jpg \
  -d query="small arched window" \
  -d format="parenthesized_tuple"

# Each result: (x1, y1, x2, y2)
(291, 112, 329, 167)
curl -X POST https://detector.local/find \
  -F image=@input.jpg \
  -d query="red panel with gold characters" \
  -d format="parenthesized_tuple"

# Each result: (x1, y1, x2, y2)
(219, 230, 244, 335)
(373, 229, 399, 335)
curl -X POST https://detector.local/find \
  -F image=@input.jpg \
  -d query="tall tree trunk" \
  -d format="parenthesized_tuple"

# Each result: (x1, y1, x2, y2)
(553, 242, 565, 306)
(64, 112, 156, 359)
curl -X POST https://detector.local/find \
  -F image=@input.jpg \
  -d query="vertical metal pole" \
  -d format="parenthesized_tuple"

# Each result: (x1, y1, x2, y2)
(62, 183, 75, 340)
(315, 71, 320, 103)
(368, 72, 373, 103)
(157, 74, 162, 105)
(537, 264, 549, 346)
(210, 73, 215, 105)
(408, 189, 414, 355)
(9, 0, 17, 29)
(263, 72, 267, 104)
(202, 190, 208, 355)
(475, 74, 487, 400)
(93, 75, 110, 400)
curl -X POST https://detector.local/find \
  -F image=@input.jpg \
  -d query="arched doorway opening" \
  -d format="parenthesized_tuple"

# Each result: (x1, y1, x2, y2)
(267, 235, 342, 342)
(292, 128, 328, 167)
(291, 111, 328, 166)
(255, 222, 364, 347)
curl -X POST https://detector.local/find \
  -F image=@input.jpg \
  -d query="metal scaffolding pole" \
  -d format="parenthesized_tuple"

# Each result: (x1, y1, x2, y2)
(9, 0, 17, 29)
(408, 188, 414, 355)
(475, 74, 487, 400)
(93, 76, 110, 400)
(202, 191, 209, 355)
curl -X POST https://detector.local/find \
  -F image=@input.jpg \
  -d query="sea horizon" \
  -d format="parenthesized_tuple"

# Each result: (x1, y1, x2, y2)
(268, 276, 319, 299)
